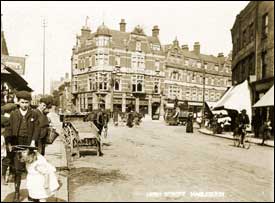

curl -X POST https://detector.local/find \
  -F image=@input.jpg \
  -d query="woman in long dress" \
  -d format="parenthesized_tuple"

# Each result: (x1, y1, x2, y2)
(186, 113, 193, 133)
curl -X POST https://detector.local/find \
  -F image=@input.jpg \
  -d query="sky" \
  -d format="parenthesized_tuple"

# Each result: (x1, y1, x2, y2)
(2, 1, 249, 95)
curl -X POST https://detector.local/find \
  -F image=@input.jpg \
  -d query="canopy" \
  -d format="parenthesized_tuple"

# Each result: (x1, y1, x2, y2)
(213, 80, 252, 123)
(1, 65, 32, 92)
(253, 85, 274, 107)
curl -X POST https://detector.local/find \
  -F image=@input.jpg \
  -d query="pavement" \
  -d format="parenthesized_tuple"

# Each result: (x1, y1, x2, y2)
(198, 127, 274, 147)
(1, 111, 69, 202)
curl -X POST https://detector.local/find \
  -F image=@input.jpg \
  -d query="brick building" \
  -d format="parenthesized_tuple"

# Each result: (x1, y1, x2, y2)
(231, 1, 274, 131)
(71, 20, 165, 116)
(71, 19, 232, 117)
(164, 39, 232, 113)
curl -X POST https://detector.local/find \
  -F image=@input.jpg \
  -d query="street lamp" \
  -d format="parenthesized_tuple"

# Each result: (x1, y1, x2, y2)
(110, 66, 120, 117)
(201, 61, 207, 127)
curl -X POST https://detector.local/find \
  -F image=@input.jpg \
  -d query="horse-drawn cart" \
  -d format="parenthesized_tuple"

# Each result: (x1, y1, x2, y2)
(60, 113, 103, 158)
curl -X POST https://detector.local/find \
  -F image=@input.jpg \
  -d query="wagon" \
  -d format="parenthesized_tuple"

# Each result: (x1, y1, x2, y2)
(60, 113, 103, 159)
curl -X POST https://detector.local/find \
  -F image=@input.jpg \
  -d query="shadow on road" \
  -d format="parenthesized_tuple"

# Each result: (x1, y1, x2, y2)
(1, 189, 66, 202)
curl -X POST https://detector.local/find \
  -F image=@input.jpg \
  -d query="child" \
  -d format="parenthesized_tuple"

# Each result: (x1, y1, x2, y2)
(20, 147, 60, 202)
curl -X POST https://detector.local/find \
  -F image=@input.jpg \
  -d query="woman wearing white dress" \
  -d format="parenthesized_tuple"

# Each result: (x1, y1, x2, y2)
(21, 148, 59, 202)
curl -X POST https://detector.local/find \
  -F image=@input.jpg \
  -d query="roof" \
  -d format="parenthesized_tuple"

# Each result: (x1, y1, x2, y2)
(213, 80, 252, 123)
(253, 85, 274, 107)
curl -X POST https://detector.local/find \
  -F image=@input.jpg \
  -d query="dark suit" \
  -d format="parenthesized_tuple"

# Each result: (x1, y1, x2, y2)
(5, 108, 40, 196)
(34, 109, 49, 155)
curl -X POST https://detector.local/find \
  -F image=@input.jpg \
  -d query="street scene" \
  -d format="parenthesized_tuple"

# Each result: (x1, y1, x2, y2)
(1, 1, 274, 202)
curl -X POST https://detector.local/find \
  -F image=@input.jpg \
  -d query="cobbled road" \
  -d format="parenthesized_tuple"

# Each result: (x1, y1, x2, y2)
(68, 120, 274, 202)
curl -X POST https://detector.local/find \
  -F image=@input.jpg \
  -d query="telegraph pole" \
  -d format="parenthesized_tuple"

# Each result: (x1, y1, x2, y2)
(42, 19, 47, 96)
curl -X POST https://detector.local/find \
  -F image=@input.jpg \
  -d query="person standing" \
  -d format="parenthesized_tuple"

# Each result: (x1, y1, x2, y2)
(34, 97, 51, 156)
(1, 103, 18, 185)
(238, 109, 250, 145)
(5, 91, 40, 202)
(186, 113, 193, 133)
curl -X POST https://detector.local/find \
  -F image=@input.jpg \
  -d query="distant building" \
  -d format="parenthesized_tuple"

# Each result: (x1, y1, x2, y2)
(50, 73, 70, 94)
(164, 39, 232, 113)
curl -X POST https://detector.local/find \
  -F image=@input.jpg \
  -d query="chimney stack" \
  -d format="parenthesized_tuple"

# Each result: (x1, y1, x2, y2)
(152, 25, 159, 37)
(181, 44, 189, 51)
(120, 19, 126, 32)
(193, 42, 200, 55)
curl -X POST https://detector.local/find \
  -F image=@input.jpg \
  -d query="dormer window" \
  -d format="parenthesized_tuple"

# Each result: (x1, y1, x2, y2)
(96, 36, 110, 47)
(136, 41, 141, 52)
(152, 44, 161, 51)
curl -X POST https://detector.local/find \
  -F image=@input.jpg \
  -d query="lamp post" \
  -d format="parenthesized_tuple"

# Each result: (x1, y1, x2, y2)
(201, 61, 207, 127)
(110, 66, 119, 117)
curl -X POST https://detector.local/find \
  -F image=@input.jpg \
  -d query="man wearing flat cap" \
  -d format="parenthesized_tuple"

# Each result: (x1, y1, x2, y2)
(34, 97, 51, 156)
(5, 90, 40, 202)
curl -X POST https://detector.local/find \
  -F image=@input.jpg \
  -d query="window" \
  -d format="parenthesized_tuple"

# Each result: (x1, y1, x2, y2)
(132, 53, 145, 68)
(136, 41, 141, 51)
(169, 85, 181, 99)
(214, 64, 219, 71)
(132, 75, 144, 92)
(249, 54, 255, 75)
(249, 23, 254, 42)
(171, 71, 179, 80)
(185, 59, 189, 66)
(261, 51, 267, 79)
(88, 75, 92, 90)
(73, 77, 78, 92)
(155, 60, 160, 71)
(114, 78, 121, 91)
(211, 77, 214, 85)
(152, 44, 161, 51)
(115, 55, 120, 67)
(95, 52, 109, 65)
(197, 62, 201, 68)
(242, 29, 247, 47)
(96, 36, 110, 47)
(154, 78, 160, 94)
(262, 13, 269, 38)
(96, 73, 109, 91)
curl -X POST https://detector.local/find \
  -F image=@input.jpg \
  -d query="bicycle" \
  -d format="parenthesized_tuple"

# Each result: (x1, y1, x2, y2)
(233, 126, 251, 149)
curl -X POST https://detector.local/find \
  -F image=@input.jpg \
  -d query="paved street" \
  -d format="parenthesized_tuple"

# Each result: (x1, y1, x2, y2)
(68, 120, 274, 202)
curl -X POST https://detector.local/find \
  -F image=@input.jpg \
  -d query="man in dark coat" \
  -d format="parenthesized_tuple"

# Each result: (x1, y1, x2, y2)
(238, 109, 250, 145)
(5, 91, 40, 202)
(33, 97, 51, 156)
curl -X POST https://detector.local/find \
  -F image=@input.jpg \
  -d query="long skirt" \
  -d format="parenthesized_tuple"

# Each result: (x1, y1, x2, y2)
(186, 121, 193, 133)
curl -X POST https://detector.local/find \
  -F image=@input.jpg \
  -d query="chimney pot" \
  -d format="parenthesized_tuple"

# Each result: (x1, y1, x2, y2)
(193, 42, 200, 55)
(152, 25, 159, 37)
(120, 19, 126, 32)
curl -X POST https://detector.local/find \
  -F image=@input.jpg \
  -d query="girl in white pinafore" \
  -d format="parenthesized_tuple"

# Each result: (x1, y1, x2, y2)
(24, 150, 59, 201)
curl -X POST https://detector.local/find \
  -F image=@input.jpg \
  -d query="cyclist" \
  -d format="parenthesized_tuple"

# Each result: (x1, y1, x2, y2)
(237, 109, 250, 146)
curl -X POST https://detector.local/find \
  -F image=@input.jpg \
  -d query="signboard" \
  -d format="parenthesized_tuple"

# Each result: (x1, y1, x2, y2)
(1, 55, 26, 75)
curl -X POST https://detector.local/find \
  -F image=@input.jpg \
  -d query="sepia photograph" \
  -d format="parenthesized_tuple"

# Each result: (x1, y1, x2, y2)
(1, 1, 274, 202)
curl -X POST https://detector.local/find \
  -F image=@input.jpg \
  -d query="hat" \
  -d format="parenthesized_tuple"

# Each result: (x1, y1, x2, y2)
(13, 145, 38, 152)
(16, 91, 32, 101)
(40, 96, 53, 108)
(2, 103, 18, 113)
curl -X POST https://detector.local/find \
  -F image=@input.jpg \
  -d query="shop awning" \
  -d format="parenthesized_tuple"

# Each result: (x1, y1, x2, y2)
(253, 85, 274, 107)
(213, 80, 252, 123)
(1, 65, 32, 91)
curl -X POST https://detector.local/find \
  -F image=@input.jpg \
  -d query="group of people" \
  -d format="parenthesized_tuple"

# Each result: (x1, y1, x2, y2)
(1, 91, 59, 202)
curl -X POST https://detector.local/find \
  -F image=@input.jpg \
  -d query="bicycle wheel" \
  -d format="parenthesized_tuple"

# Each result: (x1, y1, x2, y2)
(243, 137, 251, 149)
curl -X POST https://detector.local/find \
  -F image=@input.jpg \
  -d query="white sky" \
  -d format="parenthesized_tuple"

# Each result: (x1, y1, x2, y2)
(2, 1, 249, 95)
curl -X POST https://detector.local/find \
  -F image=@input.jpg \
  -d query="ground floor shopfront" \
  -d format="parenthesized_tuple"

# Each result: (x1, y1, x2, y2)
(73, 91, 207, 119)
(251, 78, 274, 137)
